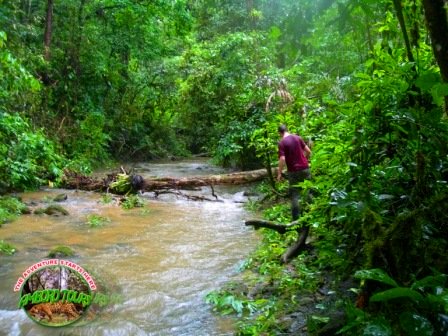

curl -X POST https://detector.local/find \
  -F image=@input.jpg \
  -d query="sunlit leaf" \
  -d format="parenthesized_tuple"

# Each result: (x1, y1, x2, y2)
(311, 315, 330, 323)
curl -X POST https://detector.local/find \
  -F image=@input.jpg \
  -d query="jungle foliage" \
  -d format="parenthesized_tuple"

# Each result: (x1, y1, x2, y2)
(1, 0, 448, 335)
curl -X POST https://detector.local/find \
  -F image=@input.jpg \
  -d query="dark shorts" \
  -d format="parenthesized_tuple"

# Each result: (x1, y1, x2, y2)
(287, 168, 311, 221)
(287, 168, 311, 187)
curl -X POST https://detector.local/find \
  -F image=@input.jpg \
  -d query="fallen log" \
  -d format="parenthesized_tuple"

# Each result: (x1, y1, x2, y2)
(62, 168, 274, 193)
(142, 168, 272, 191)
(245, 219, 310, 263)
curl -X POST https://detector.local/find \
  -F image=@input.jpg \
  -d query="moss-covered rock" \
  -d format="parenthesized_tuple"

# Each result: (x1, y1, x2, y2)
(21, 206, 32, 214)
(34, 205, 69, 216)
(53, 193, 68, 202)
(47, 245, 74, 258)
(33, 208, 46, 215)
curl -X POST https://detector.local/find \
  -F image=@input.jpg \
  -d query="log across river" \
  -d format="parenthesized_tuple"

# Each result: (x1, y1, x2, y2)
(62, 165, 273, 192)
(0, 159, 261, 335)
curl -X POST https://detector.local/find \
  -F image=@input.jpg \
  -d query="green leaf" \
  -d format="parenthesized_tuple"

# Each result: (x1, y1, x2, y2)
(399, 312, 434, 336)
(311, 315, 330, 323)
(231, 299, 244, 314)
(392, 123, 409, 135)
(0, 31, 6, 47)
(363, 320, 392, 336)
(370, 288, 424, 303)
(431, 83, 448, 106)
(415, 72, 441, 91)
(411, 274, 447, 291)
(269, 26, 282, 41)
(355, 72, 371, 80)
(354, 269, 399, 287)
(365, 59, 375, 68)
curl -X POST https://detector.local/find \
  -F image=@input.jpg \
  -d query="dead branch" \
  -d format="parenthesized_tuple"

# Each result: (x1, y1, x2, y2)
(245, 219, 310, 263)
(153, 189, 223, 202)
(245, 219, 299, 234)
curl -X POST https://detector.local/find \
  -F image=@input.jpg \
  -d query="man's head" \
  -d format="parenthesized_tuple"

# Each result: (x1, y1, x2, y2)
(278, 124, 288, 135)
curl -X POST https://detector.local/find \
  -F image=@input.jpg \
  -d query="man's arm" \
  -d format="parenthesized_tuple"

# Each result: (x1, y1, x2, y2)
(304, 145, 311, 158)
(277, 155, 286, 181)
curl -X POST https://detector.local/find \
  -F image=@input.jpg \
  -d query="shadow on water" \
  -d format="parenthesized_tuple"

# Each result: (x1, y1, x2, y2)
(0, 159, 260, 336)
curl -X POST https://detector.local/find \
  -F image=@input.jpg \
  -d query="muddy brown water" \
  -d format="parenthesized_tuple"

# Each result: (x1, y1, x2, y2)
(0, 160, 260, 335)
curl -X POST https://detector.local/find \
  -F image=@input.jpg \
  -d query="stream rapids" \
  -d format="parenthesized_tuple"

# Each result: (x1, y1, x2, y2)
(0, 159, 260, 336)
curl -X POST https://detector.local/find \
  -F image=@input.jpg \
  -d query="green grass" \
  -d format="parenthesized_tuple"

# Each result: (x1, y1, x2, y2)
(121, 195, 144, 209)
(86, 214, 110, 228)
(0, 240, 16, 255)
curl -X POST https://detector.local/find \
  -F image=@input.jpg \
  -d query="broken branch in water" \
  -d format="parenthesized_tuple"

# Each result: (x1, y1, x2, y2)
(153, 189, 223, 202)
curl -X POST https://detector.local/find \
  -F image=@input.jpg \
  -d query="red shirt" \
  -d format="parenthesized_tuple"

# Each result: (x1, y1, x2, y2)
(278, 134, 309, 172)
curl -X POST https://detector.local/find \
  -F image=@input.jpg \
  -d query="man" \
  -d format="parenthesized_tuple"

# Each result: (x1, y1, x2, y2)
(277, 124, 311, 221)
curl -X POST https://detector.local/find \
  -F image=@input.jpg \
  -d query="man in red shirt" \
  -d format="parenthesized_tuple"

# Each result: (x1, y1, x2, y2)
(277, 124, 311, 221)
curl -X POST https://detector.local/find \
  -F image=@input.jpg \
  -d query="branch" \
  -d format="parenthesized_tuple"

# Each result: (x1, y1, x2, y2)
(281, 226, 310, 263)
(210, 185, 219, 200)
(245, 219, 299, 234)
(153, 189, 223, 202)
(245, 219, 311, 263)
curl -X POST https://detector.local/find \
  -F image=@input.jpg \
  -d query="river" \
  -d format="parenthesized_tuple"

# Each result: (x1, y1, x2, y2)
(0, 159, 260, 336)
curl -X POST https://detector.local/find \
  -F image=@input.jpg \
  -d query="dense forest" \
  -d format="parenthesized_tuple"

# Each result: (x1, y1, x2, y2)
(1, 0, 448, 335)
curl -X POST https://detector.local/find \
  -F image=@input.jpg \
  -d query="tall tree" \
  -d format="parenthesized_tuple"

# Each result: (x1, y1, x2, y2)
(392, 0, 415, 63)
(422, 0, 448, 82)
(43, 0, 53, 61)
(422, 0, 448, 110)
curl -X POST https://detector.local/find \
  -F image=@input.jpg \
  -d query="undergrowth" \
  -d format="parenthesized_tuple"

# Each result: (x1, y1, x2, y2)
(0, 196, 27, 225)
(207, 195, 343, 335)
(0, 240, 16, 255)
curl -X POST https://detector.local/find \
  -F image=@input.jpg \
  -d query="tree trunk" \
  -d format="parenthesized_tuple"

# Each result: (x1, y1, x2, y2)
(43, 0, 54, 61)
(73, 0, 86, 76)
(264, 131, 277, 191)
(62, 168, 275, 192)
(28, 0, 33, 18)
(392, 0, 415, 63)
(143, 169, 272, 191)
(422, 0, 448, 111)
(422, 0, 448, 82)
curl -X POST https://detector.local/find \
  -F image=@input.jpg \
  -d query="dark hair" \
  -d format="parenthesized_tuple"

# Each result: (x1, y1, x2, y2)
(131, 175, 145, 191)
(278, 124, 288, 133)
